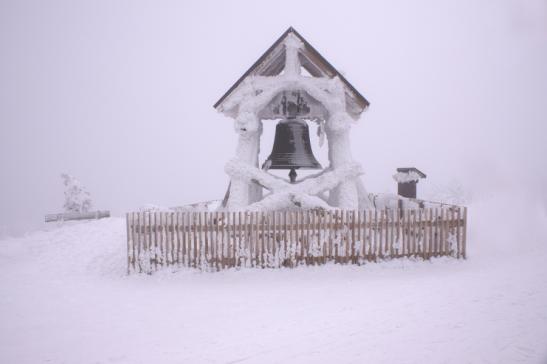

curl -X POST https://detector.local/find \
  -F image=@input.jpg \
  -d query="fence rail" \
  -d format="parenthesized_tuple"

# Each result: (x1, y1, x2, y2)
(126, 207, 467, 274)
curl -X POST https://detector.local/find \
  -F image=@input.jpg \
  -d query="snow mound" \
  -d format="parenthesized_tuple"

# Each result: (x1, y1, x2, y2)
(0, 217, 127, 278)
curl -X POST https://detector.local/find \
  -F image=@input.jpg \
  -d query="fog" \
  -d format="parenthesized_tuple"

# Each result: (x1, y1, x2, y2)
(1, 0, 546, 236)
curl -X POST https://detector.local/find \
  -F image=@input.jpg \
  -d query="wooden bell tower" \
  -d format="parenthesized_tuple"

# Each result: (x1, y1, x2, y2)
(214, 27, 372, 211)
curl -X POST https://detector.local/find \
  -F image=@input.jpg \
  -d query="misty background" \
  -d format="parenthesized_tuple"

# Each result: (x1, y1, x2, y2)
(1, 0, 546, 236)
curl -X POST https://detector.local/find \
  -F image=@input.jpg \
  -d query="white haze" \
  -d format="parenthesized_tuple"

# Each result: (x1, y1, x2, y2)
(1, 0, 546, 236)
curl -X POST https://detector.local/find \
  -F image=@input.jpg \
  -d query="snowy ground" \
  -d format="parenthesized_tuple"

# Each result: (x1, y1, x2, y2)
(1, 200, 547, 364)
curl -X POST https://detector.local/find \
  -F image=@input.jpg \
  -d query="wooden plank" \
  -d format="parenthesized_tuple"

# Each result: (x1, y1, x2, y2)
(327, 211, 333, 262)
(356, 209, 361, 263)
(321, 210, 326, 265)
(171, 212, 179, 265)
(378, 209, 384, 260)
(283, 210, 288, 267)
(272, 211, 277, 268)
(181, 213, 186, 267)
(164, 213, 170, 267)
(418, 209, 426, 259)
(244, 211, 250, 267)
(344, 210, 350, 264)
(183, 212, 187, 266)
(332, 210, 338, 263)
(155, 212, 161, 270)
(388, 209, 393, 258)
(342, 210, 347, 263)
(372, 210, 377, 261)
(142, 212, 148, 272)
(428, 208, 433, 258)
(162, 213, 167, 267)
(402, 209, 407, 257)
(455, 207, 461, 259)
(224, 212, 229, 268)
(350, 210, 356, 263)
(207, 212, 213, 270)
(173, 213, 178, 266)
(167, 212, 172, 265)
(364, 210, 370, 261)
(260, 211, 265, 268)
(213, 211, 218, 271)
(237, 211, 242, 268)
(171, 212, 176, 266)
(197, 212, 203, 268)
(440, 209, 445, 256)
(463, 207, 467, 259)
(160, 212, 165, 267)
(235, 211, 240, 267)
(133, 212, 138, 272)
(348, 210, 353, 264)
(315, 210, 320, 265)
(147, 212, 153, 272)
(449, 208, 453, 256)
(126, 213, 131, 274)
(429, 209, 434, 257)
(214, 212, 219, 269)
(145, 212, 151, 272)
(408, 209, 412, 257)
(438, 209, 443, 256)
(300, 210, 304, 265)
(203, 212, 209, 269)
(191, 212, 196, 268)
(371, 209, 381, 262)
(414, 209, 419, 257)
(136, 212, 141, 273)
(446, 208, 451, 256)
(255, 211, 260, 267)
(314, 210, 325, 265)
(423, 209, 429, 259)
(130, 212, 136, 272)
(265, 211, 270, 268)
(435, 208, 441, 257)
(187, 212, 192, 267)
(251, 211, 256, 267)
(224, 212, 228, 268)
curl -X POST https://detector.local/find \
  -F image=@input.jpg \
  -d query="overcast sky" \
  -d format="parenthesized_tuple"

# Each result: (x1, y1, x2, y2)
(1, 0, 546, 235)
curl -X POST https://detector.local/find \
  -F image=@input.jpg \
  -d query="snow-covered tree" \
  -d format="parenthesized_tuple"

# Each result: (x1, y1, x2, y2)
(61, 173, 92, 213)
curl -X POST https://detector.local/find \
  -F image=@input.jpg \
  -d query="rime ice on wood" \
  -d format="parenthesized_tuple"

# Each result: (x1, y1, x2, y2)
(214, 27, 373, 211)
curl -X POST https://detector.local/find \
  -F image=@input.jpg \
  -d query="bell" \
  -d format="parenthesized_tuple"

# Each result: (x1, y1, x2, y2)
(264, 119, 322, 183)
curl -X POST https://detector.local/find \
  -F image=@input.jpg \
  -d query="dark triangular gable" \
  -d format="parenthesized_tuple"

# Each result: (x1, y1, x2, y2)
(214, 27, 370, 118)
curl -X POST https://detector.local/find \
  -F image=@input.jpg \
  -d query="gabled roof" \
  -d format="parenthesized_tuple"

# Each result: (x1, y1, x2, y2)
(397, 168, 427, 179)
(214, 27, 369, 117)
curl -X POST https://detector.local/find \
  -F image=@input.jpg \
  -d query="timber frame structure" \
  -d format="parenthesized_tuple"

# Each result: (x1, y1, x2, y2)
(215, 27, 375, 211)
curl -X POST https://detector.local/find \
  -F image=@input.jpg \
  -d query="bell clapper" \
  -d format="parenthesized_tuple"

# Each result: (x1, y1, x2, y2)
(289, 168, 297, 183)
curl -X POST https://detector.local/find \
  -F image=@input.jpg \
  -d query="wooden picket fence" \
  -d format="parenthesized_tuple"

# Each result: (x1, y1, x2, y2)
(126, 207, 467, 274)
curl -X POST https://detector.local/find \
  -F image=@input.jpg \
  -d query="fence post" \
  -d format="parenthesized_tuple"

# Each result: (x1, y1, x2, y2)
(463, 207, 467, 259)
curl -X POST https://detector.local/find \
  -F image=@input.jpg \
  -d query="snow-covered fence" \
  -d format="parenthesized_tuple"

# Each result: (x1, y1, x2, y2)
(126, 207, 467, 274)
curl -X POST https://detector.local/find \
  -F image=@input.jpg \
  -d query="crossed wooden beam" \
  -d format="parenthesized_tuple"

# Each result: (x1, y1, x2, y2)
(225, 159, 363, 210)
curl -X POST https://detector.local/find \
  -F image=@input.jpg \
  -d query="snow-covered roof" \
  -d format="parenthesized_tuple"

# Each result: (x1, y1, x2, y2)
(393, 167, 427, 183)
(396, 167, 426, 178)
(214, 27, 369, 120)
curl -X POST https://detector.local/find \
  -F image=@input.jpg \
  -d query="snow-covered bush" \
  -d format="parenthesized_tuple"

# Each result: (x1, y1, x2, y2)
(61, 173, 93, 213)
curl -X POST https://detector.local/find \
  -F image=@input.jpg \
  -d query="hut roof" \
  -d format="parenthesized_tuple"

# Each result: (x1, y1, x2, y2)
(214, 27, 369, 119)
(396, 168, 427, 179)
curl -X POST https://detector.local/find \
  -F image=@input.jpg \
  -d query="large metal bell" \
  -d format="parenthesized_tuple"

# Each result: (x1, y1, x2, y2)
(264, 119, 322, 183)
